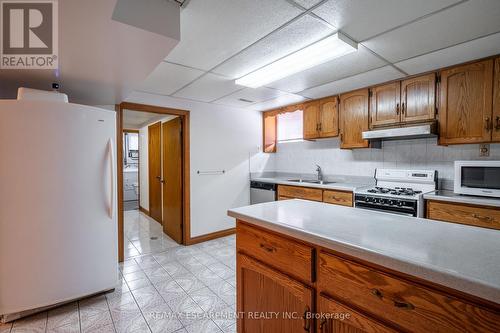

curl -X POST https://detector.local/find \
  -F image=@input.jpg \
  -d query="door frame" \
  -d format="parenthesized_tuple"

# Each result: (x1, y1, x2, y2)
(116, 102, 191, 262)
(123, 129, 140, 211)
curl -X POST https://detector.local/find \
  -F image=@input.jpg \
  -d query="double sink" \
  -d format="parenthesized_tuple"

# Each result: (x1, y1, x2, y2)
(287, 179, 336, 185)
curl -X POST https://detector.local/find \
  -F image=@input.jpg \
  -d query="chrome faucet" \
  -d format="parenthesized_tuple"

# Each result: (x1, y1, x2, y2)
(316, 164, 323, 182)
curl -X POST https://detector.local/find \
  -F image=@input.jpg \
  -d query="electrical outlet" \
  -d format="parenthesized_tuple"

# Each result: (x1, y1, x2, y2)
(479, 144, 490, 157)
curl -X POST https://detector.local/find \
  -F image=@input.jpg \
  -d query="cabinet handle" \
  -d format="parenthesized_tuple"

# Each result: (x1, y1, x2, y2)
(495, 116, 500, 130)
(396, 103, 400, 115)
(302, 305, 311, 332)
(485, 117, 491, 131)
(401, 102, 405, 115)
(259, 243, 275, 253)
(472, 213, 493, 222)
(319, 123, 322, 131)
(371, 288, 415, 310)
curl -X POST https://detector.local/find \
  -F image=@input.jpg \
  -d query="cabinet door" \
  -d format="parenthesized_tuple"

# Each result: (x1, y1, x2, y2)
(237, 253, 313, 333)
(493, 57, 500, 142)
(317, 293, 397, 333)
(370, 82, 401, 128)
(439, 59, 493, 144)
(401, 73, 436, 123)
(319, 96, 339, 138)
(340, 89, 370, 149)
(303, 101, 320, 139)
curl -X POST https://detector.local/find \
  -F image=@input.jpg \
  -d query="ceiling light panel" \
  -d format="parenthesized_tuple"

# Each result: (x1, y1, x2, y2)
(235, 33, 358, 88)
(213, 15, 334, 79)
(312, 0, 461, 41)
(265, 44, 385, 93)
(363, 0, 500, 63)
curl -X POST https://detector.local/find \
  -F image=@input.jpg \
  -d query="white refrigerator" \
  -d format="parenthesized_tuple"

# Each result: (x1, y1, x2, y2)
(0, 90, 118, 321)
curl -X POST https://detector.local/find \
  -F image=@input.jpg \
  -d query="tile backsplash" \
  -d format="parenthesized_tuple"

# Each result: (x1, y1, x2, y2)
(267, 138, 500, 190)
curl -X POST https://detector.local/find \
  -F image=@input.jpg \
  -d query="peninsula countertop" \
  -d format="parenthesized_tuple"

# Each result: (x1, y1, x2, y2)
(228, 199, 500, 304)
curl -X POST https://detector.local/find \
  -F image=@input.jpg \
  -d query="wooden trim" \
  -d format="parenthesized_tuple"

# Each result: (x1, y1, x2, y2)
(117, 102, 191, 262)
(123, 129, 139, 133)
(187, 227, 236, 245)
(139, 205, 149, 216)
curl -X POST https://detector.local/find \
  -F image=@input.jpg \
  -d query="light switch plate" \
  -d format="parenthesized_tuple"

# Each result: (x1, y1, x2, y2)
(479, 144, 490, 157)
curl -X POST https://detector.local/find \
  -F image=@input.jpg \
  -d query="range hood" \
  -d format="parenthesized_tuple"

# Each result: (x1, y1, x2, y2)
(362, 123, 437, 141)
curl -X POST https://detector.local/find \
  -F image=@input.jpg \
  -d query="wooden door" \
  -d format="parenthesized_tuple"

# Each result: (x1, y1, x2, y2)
(162, 118, 183, 244)
(370, 82, 401, 128)
(340, 89, 370, 149)
(439, 59, 493, 144)
(493, 57, 500, 142)
(303, 101, 320, 139)
(401, 73, 436, 123)
(237, 253, 313, 333)
(317, 294, 397, 333)
(319, 96, 339, 138)
(148, 122, 162, 223)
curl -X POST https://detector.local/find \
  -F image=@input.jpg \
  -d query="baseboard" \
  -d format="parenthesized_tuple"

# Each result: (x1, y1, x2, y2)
(187, 228, 235, 245)
(139, 206, 149, 215)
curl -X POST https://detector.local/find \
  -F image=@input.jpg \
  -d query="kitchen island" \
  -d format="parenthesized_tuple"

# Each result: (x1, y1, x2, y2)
(228, 199, 500, 333)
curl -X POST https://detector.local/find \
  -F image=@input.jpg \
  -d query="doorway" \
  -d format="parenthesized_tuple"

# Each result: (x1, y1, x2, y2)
(116, 102, 190, 262)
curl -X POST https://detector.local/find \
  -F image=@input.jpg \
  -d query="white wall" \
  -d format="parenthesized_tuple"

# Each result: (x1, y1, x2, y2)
(125, 91, 273, 238)
(271, 138, 500, 189)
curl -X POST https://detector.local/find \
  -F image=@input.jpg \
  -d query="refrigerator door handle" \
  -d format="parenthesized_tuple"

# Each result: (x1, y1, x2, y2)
(107, 138, 115, 219)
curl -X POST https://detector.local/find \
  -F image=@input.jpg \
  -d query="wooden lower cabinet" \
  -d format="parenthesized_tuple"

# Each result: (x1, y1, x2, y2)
(426, 200, 500, 230)
(237, 253, 314, 333)
(277, 185, 353, 207)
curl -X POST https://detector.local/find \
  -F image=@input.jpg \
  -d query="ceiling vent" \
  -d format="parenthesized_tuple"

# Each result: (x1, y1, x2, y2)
(238, 98, 255, 103)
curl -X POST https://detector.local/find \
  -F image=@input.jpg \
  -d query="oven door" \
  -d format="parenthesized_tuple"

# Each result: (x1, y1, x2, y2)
(454, 161, 500, 198)
(355, 202, 417, 217)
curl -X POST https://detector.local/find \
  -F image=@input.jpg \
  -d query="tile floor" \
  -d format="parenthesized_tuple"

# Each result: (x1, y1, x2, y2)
(0, 210, 237, 333)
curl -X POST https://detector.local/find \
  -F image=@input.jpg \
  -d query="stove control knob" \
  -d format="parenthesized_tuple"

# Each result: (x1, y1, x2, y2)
(388, 200, 394, 206)
(397, 201, 403, 206)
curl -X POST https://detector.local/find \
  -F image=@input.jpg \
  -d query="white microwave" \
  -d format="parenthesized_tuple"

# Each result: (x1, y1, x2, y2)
(454, 161, 500, 197)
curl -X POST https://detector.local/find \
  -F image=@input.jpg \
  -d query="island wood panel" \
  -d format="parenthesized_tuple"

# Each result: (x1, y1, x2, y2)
(401, 73, 436, 124)
(277, 185, 323, 202)
(317, 293, 399, 333)
(340, 89, 370, 149)
(439, 59, 493, 144)
(304, 101, 320, 140)
(370, 82, 401, 128)
(319, 96, 339, 138)
(237, 223, 314, 283)
(322, 189, 353, 207)
(493, 57, 500, 142)
(237, 253, 314, 333)
(318, 251, 500, 333)
(426, 200, 500, 230)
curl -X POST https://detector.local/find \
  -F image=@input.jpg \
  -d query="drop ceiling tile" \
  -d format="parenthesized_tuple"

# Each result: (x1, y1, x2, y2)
(290, 0, 323, 10)
(363, 0, 500, 63)
(166, 0, 302, 71)
(394, 32, 500, 75)
(299, 66, 404, 99)
(214, 87, 286, 108)
(138, 62, 204, 95)
(247, 92, 308, 111)
(313, 0, 461, 41)
(265, 45, 386, 93)
(173, 73, 241, 102)
(212, 15, 334, 79)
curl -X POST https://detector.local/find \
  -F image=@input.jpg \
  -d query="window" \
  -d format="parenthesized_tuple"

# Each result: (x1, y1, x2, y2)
(277, 110, 303, 142)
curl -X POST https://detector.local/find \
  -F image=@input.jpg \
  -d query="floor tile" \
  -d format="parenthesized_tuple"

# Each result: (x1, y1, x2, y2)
(80, 311, 113, 333)
(155, 280, 188, 301)
(188, 287, 228, 313)
(131, 286, 165, 310)
(126, 277, 152, 291)
(79, 295, 109, 320)
(143, 304, 183, 333)
(184, 318, 222, 333)
(11, 312, 47, 333)
(106, 291, 136, 310)
(47, 302, 79, 329)
(46, 321, 80, 333)
(208, 281, 236, 306)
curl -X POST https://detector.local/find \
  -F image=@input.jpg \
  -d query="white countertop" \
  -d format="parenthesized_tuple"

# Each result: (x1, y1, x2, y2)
(424, 190, 500, 208)
(251, 177, 371, 192)
(228, 199, 500, 304)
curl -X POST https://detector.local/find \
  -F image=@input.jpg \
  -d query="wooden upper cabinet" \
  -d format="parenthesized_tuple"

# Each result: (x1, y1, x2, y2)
(370, 82, 401, 128)
(439, 59, 494, 145)
(237, 253, 314, 333)
(263, 112, 277, 153)
(493, 57, 500, 142)
(401, 73, 436, 123)
(319, 96, 339, 138)
(303, 101, 320, 139)
(340, 89, 370, 149)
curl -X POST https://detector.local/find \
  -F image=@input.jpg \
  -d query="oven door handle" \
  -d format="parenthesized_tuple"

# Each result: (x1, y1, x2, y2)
(354, 203, 416, 217)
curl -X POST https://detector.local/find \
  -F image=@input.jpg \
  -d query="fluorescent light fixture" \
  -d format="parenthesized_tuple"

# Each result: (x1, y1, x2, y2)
(235, 32, 358, 88)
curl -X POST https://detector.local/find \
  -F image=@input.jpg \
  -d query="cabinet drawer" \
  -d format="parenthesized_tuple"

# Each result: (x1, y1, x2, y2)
(236, 223, 314, 283)
(277, 185, 323, 201)
(323, 190, 352, 207)
(318, 251, 500, 333)
(427, 200, 500, 230)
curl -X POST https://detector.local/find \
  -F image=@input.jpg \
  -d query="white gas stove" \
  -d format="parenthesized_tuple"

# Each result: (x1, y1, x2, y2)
(354, 169, 437, 217)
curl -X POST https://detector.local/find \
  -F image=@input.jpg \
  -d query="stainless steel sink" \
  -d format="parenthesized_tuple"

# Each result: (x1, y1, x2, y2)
(287, 179, 336, 185)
